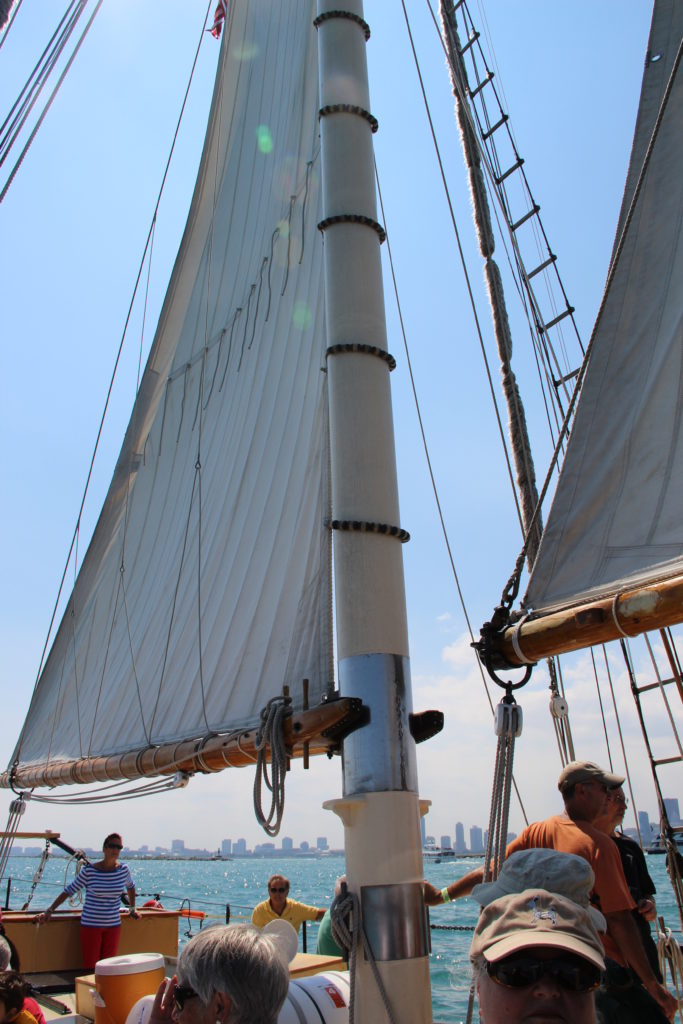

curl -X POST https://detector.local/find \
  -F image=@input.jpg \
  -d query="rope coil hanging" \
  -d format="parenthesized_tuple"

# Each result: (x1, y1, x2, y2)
(329, 882, 398, 1024)
(253, 695, 291, 837)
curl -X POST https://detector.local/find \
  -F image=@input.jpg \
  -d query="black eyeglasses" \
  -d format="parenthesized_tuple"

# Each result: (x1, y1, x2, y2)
(106, 843, 123, 849)
(269, 886, 287, 894)
(173, 985, 199, 1012)
(486, 954, 602, 993)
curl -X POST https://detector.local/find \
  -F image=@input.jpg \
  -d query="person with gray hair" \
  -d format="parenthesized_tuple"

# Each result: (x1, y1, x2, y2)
(149, 924, 289, 1024)
(0, 936, 11, 971)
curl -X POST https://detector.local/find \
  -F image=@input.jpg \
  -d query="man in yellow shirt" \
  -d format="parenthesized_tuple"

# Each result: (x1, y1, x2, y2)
(251, 875, 325, 933)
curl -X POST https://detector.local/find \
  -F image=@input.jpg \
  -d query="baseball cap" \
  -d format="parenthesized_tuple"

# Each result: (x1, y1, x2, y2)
(557, 760, 624, 793)
(471, 850, 605, 933)
(470, 889, 605, 970)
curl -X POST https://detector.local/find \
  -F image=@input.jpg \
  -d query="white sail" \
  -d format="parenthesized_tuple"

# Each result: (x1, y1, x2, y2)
(524, 1, 683, 615)
(11, 0, 334, 776)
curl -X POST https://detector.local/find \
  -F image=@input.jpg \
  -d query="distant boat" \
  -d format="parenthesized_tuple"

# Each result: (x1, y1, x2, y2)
(646, 834, 683, 855)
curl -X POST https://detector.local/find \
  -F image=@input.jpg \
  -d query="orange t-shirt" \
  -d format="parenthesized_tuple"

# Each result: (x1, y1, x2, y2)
(506, 814, 635, 963)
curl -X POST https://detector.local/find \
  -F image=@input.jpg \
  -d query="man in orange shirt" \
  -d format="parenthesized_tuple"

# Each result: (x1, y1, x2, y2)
(425, 761, 676, 1021)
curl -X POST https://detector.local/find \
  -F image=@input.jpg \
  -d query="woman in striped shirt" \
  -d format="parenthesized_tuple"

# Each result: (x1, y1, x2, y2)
(35, 833, 138, 969)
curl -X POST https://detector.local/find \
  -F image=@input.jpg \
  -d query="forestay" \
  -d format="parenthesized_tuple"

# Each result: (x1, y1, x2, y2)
(524, 0, 683, 615)
(10, 0, 333, 781)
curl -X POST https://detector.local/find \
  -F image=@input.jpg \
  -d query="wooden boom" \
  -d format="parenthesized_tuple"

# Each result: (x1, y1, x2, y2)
(0, 698, 363, 791)
(492, 573, 683, 667)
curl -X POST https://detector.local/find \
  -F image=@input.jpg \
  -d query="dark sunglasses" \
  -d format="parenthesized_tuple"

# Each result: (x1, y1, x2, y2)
(486, 954, 602, 992)
(269, 886, 287, 894)
(173, 985, 199, 1012)
(105, 843, 123, 849)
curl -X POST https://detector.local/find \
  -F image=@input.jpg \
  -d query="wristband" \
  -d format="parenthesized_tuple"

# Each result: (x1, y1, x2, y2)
(441, 887, 450, 904)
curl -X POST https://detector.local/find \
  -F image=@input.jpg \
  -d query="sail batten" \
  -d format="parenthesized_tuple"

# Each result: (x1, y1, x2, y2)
(523, 1, 683, 617)
(7, 1, 334, 787)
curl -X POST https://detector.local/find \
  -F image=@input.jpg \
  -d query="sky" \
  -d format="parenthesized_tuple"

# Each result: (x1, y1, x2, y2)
(1, 0, 678, 854)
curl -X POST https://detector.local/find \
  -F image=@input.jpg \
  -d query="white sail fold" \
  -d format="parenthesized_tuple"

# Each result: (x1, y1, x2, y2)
(525, 2, 683, 614)
(12, 0, 332, 775)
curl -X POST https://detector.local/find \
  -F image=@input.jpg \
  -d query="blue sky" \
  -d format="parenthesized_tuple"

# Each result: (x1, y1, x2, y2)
(1, 1, 672, 852)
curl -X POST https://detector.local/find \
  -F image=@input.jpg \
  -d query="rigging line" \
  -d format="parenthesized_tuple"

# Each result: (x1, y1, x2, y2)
(600, 644, 639, 827)
(644, 634, 683, 759)
(120, 577, 152, 747)
(0, 0, 24, 51)
(0, 0, 83, 158)
(0, 0, 101, 203)
(436, 1, 582, 398)
(400, 0, 525, 540)
(11, 2, 215, 768)
(376, 168, 528, 830)
(590, 647, 613, 770)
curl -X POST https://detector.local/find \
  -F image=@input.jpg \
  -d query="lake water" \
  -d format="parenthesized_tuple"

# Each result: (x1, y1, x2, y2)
(4, 853, 681, 1022)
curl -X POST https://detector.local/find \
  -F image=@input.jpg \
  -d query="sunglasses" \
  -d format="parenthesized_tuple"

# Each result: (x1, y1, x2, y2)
(269, 887, 287, 894)
(106, 843, 123, 849)
(173, 985, 199, 1012)
(486, 954, 602, 993)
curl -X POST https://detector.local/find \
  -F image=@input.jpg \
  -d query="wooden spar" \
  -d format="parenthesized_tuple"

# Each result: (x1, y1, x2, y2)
(492, 573, 683, 668)
(0, 698, 362, 792)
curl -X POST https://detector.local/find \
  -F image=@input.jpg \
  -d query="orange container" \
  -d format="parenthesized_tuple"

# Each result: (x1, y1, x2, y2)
(94, 953, 165, 1024)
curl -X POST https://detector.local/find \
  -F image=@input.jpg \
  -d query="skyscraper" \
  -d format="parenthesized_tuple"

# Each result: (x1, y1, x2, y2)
(663, 798, 681, 824)
(470, 826, 484, 854)
(454, 822, 466, 854)
(440, 835, 452, 850)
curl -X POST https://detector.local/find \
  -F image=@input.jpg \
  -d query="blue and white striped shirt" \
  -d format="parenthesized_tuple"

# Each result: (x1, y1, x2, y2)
(64, 863, 134, 928)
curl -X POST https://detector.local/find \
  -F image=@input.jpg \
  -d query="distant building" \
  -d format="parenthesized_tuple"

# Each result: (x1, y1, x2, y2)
(316, 837, 328, 851)
(440, 835, 452, 850)
(300, 841, 310, 852)
(506, 832, 517, 843)
(282, 837, 294, 851)
(255, 842, 275, 854)
(233, 838, 247, 855)
(171, 839, 185, 855)
(469, 827, 484, 854)
(663, 798, 681, 825)
(454, 823, 466, 854)
(638, 811, 652, 843)
(221, 839, 232, 857)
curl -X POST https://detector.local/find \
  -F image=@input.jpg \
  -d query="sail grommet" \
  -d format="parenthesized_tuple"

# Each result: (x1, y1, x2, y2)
(319, 104, 378, 133)
(326, 343, 396, 370)
(313, 10, 371, 41)
(331, 519, 410, 543)
(318, 214, 386, 243)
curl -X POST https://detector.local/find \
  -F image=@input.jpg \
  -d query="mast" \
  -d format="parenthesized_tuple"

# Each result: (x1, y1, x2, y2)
(316, 3, 432, 1021)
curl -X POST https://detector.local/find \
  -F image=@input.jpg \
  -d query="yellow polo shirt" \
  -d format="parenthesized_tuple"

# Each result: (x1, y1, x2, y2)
(251, 897, 320, 933)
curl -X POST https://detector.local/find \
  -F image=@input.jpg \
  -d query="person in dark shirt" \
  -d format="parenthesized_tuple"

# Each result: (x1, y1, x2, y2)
(594, 785, 662, 981)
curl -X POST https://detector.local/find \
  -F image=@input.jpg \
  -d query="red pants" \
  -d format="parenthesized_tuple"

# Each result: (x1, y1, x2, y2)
(80, 925, 121, 970)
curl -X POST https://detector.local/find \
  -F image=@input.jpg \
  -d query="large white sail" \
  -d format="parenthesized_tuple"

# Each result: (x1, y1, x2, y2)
(524, 0, 683, 615)
(10, 0, 334, 779)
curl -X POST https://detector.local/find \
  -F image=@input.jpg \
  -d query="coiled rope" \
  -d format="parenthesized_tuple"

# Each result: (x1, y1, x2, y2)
(253, 696, 290, 836)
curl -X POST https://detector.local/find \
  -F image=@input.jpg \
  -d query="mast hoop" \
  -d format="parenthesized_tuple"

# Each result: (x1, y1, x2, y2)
(326, 343, 396, 371)
(610, 593, 636, 639)
(330, 519, 410, 543)
(313, 10, 371, 42)
(509, 614, 535, 665)
(319, 104, 379, 133)
(318, 214, 386, 243)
